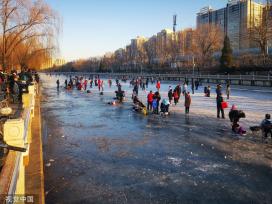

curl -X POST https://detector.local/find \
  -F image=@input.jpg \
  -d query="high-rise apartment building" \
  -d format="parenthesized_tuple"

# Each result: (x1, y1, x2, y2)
(130, 36, 148, 62)
(197, 0, 264, 52)
(266, 5, 272, 50)
(156, 29, 177, 62)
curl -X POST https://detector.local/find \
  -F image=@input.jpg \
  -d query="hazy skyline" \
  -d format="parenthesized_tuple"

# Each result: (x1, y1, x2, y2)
(46, 0, 234, 61)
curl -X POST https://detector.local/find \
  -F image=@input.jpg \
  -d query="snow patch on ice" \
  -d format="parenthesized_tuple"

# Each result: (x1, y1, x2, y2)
(167, 157, 183, 166)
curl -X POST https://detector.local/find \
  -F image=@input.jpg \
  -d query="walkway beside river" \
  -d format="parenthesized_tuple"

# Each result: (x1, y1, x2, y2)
(25, 90, 45, 204)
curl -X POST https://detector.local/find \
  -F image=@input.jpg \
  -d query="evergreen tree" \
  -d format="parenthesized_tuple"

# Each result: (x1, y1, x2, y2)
(220, 35, 233, 69)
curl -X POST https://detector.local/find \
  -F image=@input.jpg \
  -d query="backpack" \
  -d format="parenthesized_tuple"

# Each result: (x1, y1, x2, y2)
(152, 100, 157, 109)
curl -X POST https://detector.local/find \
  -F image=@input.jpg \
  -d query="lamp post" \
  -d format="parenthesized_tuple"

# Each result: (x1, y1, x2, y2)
(266, 0, 270, 57)
(192, 56, 195, 76)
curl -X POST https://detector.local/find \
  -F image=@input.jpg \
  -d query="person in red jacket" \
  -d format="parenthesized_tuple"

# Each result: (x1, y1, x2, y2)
(147, 91, 154, 111)
(98, 78, 101, 91)
(156, 81, 161, 91)
(184, 92, 192, 114)
(83, 79, 87, 90)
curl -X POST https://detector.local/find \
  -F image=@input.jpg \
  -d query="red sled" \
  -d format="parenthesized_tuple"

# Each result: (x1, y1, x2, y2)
(221, 101, 228, 109)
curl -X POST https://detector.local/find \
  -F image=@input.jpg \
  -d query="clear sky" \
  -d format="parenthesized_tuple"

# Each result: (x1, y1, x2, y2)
(46, 0, 230, 61)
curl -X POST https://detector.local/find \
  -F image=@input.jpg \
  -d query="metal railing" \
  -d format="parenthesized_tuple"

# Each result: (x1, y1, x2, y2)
(53, 72, 272, 81)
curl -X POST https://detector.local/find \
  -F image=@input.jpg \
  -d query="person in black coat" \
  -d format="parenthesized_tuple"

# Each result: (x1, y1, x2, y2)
(229, 105, 246, 132)
(133, 84, 139, 96)
(216, 93, 225, 119)
(168, 88, 173, 104)
(153, 91, 161, 114)
(261, 114, 272, 139)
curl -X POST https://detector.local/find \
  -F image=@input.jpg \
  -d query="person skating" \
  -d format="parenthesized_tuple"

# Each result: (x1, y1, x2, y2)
(146, 78, 149, 88)
(100, 80, 104, 95)
(174, 84, 182, 100)
(108, 78, 112, 88)
(207, 86, 211, 97)
(95, 78, 98, 86)
(191, 79, 195, 94)
(56, 79, 60, 90)
(182, 82, 187, 95)
(83, 79, 88, 91)
(173, 91, 179, 105)
(168, 87, 173, 104)
(226, 84, 230, 99)
(64, 79, 68, 89)
(195, 80, 199, 90)
(184, 92, 191, 114)
(216, 93, 225, 119)
(98, 78, 101, 92)
(156, 81, 161, 92)
(133, 83, 139, 96)
(69, 77, 73, 87)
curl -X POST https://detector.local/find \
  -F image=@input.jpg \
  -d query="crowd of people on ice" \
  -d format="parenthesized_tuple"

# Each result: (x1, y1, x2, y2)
(55, 74, 271, 141)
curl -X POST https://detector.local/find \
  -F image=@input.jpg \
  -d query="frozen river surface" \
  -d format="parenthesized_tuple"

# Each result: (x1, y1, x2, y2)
(41, 74, 272, 204)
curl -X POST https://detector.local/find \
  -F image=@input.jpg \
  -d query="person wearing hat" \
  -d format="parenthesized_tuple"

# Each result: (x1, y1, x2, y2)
(216, 84, 222, 98)
(168, 86, 173, 104)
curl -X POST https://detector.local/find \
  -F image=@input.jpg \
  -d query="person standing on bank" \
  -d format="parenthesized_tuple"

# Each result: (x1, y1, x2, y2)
(184, 92, 191, 114)
(217, 93, 225, 119)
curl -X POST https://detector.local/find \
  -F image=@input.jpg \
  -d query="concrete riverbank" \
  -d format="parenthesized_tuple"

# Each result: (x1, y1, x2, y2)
(0, 85, 45, 204)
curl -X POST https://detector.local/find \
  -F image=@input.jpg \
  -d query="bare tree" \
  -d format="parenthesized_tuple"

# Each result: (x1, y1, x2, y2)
(143, 39, 157, 67)
(14, 37, 53, 69)
(0, 0, 60, 71)
(192, 24, 223, 68)
(251, 1, 272, 65)
(136, 46, 147, 72)
(168, 34, 180, 69)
